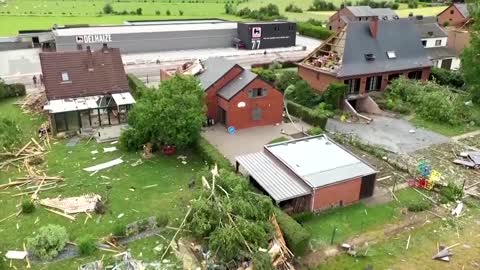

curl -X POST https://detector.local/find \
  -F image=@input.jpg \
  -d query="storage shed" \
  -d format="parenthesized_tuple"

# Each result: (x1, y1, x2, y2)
(236, 135, 378, 212)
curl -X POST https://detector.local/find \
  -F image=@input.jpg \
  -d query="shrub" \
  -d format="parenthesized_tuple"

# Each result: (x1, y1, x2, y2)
(439, 182, 463, 202)
(77, 235, 96, 256)
(268, 136, 289, 144)
(406, 199, 431, 212)
(308, 0, 336, 11)
(306, 18, 324, 26)
(21, 200, 35, 214)
(285, 3, 303, 13)
(0, 117, 22, 151)
(156, 214, 169, 227)
(195, 137, 232, 169)
(155, 10, 161, 15)
(103, 3, 114, 14)
(285, 80, 322, 108)
(430, 67, 464, 88)
(179, 10, 184, 16)
(136, 7, 142, 15)
(307, 127, 323, 136)
(127, 74, 146, 98)
(286, 101, 328, 129)
(166, 9, 171, 15)
(0, 81, 26, 100)
(323, 83, 347, 109)
(293, 211, 315, 224)
(275, 70, 300, 92)
(297, 22, 332, 40)
(112, 223, 126, 237)
(443, 21, 450, 27)
(252, 68, 276, 83)
(275, 209, 311, 255)
(27, 225, 69, 261)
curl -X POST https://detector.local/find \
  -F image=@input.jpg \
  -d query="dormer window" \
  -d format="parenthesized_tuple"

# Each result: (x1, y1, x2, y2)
(387, 51, 396, 59)
(61, 72, 70, 81)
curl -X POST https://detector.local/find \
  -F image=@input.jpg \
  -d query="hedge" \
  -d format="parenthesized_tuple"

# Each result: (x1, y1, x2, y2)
(286, 101, 328, 129)
(127, 74, 147, 98)
(195, 137, 233, 170)
(297, 22, 332, 40)
(0, 82, 26, 100)
(275, 209, 311, 256)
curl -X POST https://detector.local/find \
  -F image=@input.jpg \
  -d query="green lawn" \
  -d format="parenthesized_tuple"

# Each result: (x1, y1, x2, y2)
(0, 0, 447, 36)
(0, 98, 203, 269)
(317, 206, 480, 270)
(301, 189, 424, 248)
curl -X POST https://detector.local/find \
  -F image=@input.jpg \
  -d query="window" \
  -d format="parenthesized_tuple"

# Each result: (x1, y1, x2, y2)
(386, 51, 396, 59)
(76, 44, 83, 50)
(344, 78, 360, 94)
(388, 73, 401, 82)
(450, 9, 454, 15)
(248, 88, 267, 98)
(365, 76, 382, 92)
(435, 39, 442, 46)
(61, 72, 70, 81)
(421, 40, 427, 47)
(408, 70, 422, 80)
(252, 107, 262, 121)
(432, 60, 439, 67)
(364, 53, 375, 61)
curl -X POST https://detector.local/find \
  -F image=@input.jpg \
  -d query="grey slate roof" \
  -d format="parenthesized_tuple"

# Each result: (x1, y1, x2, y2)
(196, 57, 237, 90)
(218, 70, 257, 100)
(454, 3, 469, 18)
(346, 6, 398, 19)
(425, 47, 458, 60)
(405, 16, 447, 38)
(338, 20, 432, 78)
(236, 152, 311, 202)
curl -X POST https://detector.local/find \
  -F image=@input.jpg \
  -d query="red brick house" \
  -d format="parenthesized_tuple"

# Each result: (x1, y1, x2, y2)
(327, 6, 398, 32)
(196, 58, 284, 130)
(236, 135, 377, 212)
(437, 3, 470, 27)
(298, 18, 432, 97)
(41, 45, 135, 134)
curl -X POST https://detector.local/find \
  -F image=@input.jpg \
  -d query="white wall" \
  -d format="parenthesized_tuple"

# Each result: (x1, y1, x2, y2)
(432, 57, 461, 70)
(422, 37, 448, 48)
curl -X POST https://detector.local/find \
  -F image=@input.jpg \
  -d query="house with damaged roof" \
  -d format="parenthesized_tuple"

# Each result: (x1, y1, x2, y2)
(327, 6, 399, 32)
(437, 3, 471, 28)
(161, 57, 284, 130)
(408, 15, 460, 70)
(298, 18, 432, 98)
(41, 45, 135, 134)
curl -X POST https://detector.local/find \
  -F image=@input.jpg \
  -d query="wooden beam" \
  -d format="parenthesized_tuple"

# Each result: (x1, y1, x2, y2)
(44, 208, 76, 221)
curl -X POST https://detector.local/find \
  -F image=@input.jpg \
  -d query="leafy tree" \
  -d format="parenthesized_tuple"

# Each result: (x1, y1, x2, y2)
(27, 225, 68, 260)
(285, 80, 322, 108)
(285, 3, 303, 13)
(275, 70, 300, 92)
(166, 9, 171, 15)
(77, 235, 96, 256)
(120, 75, 205, 150)
(179, 10, 184, 16)
(103, 3, 114, 14)
(323, 82, 347, 109)
(0, 117, 21, 151)
(252, 68, 276, 83)
(308, 0, 336, 11)
(461, 1, 480, 104)
(136, 7, 142, 15)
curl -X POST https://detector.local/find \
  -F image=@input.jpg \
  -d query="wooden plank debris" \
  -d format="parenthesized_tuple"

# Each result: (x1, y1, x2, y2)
(44, 208, 76, 221)
(83, 158, 123, 172)
(5, 251, 27, 260)
(40, 194, 101, 214)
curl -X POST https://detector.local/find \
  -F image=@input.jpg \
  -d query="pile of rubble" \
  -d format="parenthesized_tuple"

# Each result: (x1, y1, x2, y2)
(18, 91, 47, 114)
(453, 151, 480, 169)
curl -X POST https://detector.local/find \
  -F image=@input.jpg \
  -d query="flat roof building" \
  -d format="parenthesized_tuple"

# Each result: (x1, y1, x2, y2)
(236, 135, 377, 212)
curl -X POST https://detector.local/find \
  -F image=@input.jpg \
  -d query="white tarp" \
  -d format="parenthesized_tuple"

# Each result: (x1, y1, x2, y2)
(83, 158, 123, 172)
(5, 251, 28, 260)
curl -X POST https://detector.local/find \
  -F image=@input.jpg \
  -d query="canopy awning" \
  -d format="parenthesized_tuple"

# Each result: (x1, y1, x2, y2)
(44, 92, 135, 114)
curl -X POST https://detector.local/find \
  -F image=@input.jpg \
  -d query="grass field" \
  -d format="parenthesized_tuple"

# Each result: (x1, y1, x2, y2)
(0, 98, 203, 269)
(0, 0, 447, 36)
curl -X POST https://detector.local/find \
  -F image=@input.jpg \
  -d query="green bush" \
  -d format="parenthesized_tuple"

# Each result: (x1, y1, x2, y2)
(156, 214, 169, 228)
(293, 211, 315, 224)
(430, 67, 464, 88)
(27, 225, 69, 261)
(323, 83, 347, 109)
(439, 182, 464, 202)
(285, 80, 322, 108)
(127, 74, 147, 98)
(195, 137, 232, 170)
(406, 199, 431, 212)
(308, 0, 336, 11)
(77, 235, 96, 256)
(297, 22, 332, 40)
(252, 68, 276, 83)
(0, 81, 26, 100)
(285, 3, 303, 13)
(112, 223, 126, 237)
(307, 127, 323, 136)
(268, 136, 289, 144)
(21, 200, 35, 214)
(275, 70, 300, 92)
(286, 101, 328, 129)
(0, 117, 22, 151)
(275, 209, 311, 256)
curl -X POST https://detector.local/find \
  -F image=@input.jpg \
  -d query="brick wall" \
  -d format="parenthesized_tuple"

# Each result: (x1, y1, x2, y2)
(311, 178, 361, 211)
(447, 29, 471, 53)
(223, 78, 284, 130)
(327, 8, 354, 32)
(205, 66, 243, 121)
(298, 66, 339, 93)
(437, 5, 467, 27)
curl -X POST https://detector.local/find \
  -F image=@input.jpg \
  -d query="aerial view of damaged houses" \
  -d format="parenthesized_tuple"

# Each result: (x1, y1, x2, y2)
(1, 0, 480, 269)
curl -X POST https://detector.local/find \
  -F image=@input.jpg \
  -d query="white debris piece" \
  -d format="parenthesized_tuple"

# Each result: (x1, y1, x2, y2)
(103, 147, 117, 153)
(91, 150, 99, 154)
(5, 251, 27, 260)
(451, 201, 464, 217)
(83, 158, 123, 172)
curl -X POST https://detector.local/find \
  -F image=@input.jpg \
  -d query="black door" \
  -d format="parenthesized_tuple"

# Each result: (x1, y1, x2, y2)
(218, 107, 227, 126)
(360, 174, 376, 199)
(441, 58, 452, 70)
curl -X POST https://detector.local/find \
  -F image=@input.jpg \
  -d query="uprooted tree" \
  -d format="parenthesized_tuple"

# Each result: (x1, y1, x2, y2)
(186, 168, 276, 269)
(120, 75, 206, 151)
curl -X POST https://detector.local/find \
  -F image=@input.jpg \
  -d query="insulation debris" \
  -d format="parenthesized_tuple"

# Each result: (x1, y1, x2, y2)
(83, 158, 123, 172)
(40, 193, 101, 214)
(5, 250, 28, 260)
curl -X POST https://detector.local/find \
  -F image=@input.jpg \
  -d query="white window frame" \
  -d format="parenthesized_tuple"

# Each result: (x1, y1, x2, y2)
(386, 51, 396, 59)
(435, 39, 442, 46)
(61, 72, 70, 81)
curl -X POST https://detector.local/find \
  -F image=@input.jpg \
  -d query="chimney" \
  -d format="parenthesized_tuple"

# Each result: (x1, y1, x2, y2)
(369, 16, 378, 39)
(101, 43, 109, 53)
(86, 46, 94, 71)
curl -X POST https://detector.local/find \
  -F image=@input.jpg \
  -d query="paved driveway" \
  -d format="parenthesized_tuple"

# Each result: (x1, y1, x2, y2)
(326, 115, 450, 154)
(202, 122, 311, 164)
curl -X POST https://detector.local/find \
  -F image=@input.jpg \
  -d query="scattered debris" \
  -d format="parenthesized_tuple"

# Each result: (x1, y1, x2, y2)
(40, 194, 101, 214)
(451, 201, 464, 217)
(142, 184, 158, 189)
(5, 250, 27, 260)
(103, 147, 117, 153)
(66, 137, 81, 147)
(91, 150, 99, 155)
(83, 158, 123, 172)
(78, 260, 103, 270)
(131, 159, 143, 167)
(453, 151, 480, 169)
(110, 141, 118, 145)
(118, 213, 124, 219)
